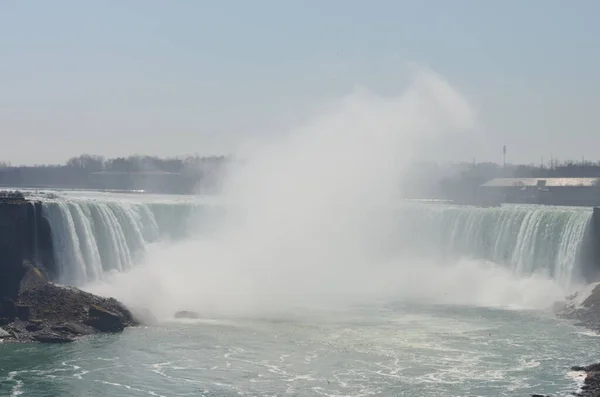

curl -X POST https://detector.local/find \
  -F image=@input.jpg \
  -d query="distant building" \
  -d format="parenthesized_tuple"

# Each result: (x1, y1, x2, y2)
(478, 177, 600, 206)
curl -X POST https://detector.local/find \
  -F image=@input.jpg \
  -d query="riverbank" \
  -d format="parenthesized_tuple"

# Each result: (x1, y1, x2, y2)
(0, 262, 138, 343)
(555, 282, 600, 333)
(531, 282, 600, 397)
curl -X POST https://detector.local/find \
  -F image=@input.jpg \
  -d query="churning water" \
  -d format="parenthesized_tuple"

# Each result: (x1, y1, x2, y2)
(1, 296, 599, 397)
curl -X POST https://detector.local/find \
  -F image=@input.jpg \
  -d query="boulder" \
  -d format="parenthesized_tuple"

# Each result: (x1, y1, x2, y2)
(25, 321, 43, 332)
(572, 363, 600, 373)
(85, 305, 126, 333)
(51, 322, 95, 336)
(18, 261, 47, 294)
(174, 310, 200, 319)
(33, 332, 75, 344)
(0, 327, 10, 338)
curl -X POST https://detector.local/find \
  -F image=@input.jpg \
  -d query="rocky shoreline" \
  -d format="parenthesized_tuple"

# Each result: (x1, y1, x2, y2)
(531, 363, 600, 397)
(0, 261, 138, 343)
(555, 282, 600, 333)
(530, 282, 600, 397)
(567, 364, 600, 397)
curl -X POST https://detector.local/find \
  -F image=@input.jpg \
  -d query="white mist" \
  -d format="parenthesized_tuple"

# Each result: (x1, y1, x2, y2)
(84, 68, 566, 319)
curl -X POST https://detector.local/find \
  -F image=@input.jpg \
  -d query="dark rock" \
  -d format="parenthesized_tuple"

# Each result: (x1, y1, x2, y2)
(85, 305, 125, 333)
(0, 300, 17, 321)
(0, 250, 27, 300)
(16, 304, 34, 321)
(0, 200, 43, 300)
(174, 310, 200, 319)
(25, 322, 43, 332)
(556, 283, 600, 335)
(52, 322, 95, 336)
(545, 362, 600, 397)
(0, 281, 139, 343)
(585, 363, 600, 373)
(18, 262, 47, 294)
(33, 332, 75, 343)
(18, 283, 135, 326)
(0, 317, 10, 326)
(9, 329, 20, 341)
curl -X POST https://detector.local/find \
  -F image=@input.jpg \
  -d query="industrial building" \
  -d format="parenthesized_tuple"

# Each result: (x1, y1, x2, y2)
(478, 177, 600, 206)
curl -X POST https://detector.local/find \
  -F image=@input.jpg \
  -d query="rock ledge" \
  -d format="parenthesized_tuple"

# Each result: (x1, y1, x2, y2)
(0, 281, 137, 343)
(554, 282, 600, 332)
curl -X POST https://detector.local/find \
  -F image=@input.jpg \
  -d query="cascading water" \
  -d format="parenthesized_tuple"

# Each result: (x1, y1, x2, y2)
(395, 203, 593, 289)
(39, 196, 217, 285)
(37, 190, 595, 293)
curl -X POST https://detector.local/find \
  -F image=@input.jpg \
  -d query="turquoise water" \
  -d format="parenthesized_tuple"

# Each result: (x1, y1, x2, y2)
(0, 302, 597, 397)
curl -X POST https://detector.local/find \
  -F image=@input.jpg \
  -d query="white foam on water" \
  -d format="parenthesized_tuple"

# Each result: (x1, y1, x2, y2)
(7, 372, 23, 397)
(567, 370, 587, 395)
(576, 329, 600, 337)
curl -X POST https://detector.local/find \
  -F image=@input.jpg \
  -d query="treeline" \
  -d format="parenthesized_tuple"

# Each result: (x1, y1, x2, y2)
(0, 154, 230, 194)
(506, 159, 600, 178)
(2, 154, 600, 198)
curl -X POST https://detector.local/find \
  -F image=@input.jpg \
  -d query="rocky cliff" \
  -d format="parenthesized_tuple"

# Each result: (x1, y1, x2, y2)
(0, 195, 138, 343)
(554, 281, 600, 331)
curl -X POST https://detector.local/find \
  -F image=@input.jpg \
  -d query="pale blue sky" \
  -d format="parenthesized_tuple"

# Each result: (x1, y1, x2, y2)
(1, 1, 599, 165)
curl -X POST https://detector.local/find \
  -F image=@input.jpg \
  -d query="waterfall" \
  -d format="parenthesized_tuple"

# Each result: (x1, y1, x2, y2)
(38, 193, 595, 290)
(40, 198, 212, 285)
(395, 203, 593, 289)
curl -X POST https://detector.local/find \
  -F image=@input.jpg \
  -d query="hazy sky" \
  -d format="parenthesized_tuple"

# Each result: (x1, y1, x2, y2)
(1, 1, 599, 165)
